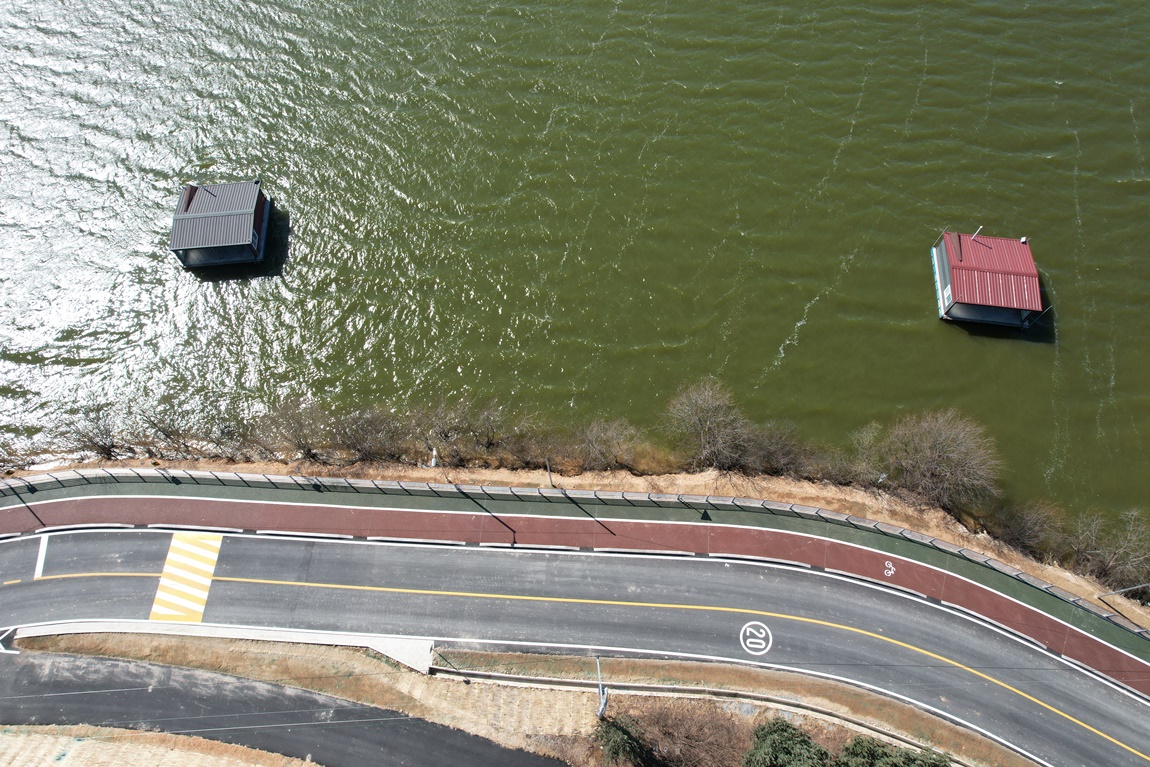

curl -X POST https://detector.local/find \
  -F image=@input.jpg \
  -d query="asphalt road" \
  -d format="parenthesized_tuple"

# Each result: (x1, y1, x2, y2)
(0, 649, 559, 767)
(4, 529, 1150, 767)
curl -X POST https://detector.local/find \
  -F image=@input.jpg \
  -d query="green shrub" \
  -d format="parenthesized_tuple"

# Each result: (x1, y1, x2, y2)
(743, 718, 831, 767)
(595, 716, 649, 766)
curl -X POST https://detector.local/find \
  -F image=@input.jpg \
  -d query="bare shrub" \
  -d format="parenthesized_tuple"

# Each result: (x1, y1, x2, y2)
(329, 406, 406, 464)
(631, 698, 751, 767)
(1066, 509, 1150, 592)
(879, 409, 1003, 511)
(411, 399, 517, 467)
(262, 398, 328, 462)
(67, 402, 132, 460)
(747, 420, 811, 477)
(0, 438, 30, 472)
(504, 427, 585, 474)
(990, 500, 1066, 559)
(465, 398, 509, 453)
(131, 402, 200, 459)
(202, 411, 278, 463)
(579, 418, 642, 471)
(848, 421, 885, 486)
(663, 378, 755, 471)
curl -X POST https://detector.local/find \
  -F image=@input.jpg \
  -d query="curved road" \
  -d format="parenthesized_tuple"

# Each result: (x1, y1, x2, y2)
(3, 529, 1149, 767)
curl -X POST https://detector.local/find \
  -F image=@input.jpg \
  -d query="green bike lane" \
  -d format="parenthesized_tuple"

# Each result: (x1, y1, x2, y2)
(2, 468, 1148, 697)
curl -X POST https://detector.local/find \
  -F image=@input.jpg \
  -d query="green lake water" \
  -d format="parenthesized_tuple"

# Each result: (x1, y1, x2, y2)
(1, 1, 1148, 514)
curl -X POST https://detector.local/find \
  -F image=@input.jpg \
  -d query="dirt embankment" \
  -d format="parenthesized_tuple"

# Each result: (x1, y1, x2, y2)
(32, 457, 1150, 629)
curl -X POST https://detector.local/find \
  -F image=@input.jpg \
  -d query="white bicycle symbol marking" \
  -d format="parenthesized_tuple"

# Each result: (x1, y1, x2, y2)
(884, 561, 896, 577)
(739, 621, 773, 656)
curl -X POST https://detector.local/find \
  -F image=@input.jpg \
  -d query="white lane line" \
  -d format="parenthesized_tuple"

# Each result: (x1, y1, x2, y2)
(33, 534, 49, 580)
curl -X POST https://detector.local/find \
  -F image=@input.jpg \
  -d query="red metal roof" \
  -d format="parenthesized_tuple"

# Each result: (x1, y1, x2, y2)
(943, 231, 1042, 312)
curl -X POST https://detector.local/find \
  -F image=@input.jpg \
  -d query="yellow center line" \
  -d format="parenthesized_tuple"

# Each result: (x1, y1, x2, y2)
(3, 579, 20, 586)
(215, 575, 1150, 762)
(33, 571, 1150, 762)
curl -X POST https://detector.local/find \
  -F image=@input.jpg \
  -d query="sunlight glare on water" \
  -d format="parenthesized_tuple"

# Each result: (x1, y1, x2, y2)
(1, 0, 1148, 514)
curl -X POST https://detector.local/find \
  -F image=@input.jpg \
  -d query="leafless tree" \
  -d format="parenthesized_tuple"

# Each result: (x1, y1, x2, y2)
(1067, 509, 1150, 590)
(579, 418, 642, 471)
(747, 420, 810, 477)
(879, 409, 1003, 511)
(132, 402, 199, 459)
(329, 406, 406, 464)
(263, 398, 327, 462)
(663, 378, 755, 471)
(993, 500, 1065, 559)
(67, 402, 132, 460)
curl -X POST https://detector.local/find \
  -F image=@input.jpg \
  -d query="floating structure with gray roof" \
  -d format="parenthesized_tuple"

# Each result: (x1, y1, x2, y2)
(169, 179, 273, 268)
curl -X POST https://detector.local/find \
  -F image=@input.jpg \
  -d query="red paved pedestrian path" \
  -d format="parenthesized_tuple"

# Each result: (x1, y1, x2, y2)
(11, 492, 1150, 698)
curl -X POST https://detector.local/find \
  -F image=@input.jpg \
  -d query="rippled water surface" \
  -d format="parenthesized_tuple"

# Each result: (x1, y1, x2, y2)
(2, 1, 1148, 512)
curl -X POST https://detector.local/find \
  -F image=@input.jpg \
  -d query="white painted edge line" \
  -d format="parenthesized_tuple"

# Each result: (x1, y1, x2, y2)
(0, 628, 17, 655)
(365, 536, 467, 546)
(594, 548, 695, 556)
(33, 534, 48, 580)
(255, 530, 354, 539)
(36, 523, 135, 532)
(515, 544, 583, 551)
(0, 533, 20, 541)
(148, 524, 245, 533)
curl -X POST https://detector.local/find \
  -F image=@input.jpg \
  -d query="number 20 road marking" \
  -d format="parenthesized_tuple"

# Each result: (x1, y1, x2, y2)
(739, 620, 773, 656)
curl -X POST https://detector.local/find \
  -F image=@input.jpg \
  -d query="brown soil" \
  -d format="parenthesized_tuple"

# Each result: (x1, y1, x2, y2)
(0, 724, 310, 767)
(18, 634, 1034, 767)
(35, 457, 1150, 629)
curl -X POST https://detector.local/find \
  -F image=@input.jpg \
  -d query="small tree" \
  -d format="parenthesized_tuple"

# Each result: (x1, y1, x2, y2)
(664, 378, 755, 472)
(879, 409, 1003, 511)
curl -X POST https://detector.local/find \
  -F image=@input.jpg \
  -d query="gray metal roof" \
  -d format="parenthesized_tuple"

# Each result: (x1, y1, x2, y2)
(169, 180, 261, 251)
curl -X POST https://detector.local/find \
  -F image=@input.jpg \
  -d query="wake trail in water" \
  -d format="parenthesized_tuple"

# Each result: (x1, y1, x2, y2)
(1131, 101, 1146, 176)
(757, 246, 858, 382)
(814, 64, 869, 198)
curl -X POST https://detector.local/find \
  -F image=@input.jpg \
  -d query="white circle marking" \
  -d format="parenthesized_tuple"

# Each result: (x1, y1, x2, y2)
(739, 620, 773, 656)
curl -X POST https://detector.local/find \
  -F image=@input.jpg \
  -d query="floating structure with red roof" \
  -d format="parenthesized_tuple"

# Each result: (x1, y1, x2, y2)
(930, 228, 1044, 328)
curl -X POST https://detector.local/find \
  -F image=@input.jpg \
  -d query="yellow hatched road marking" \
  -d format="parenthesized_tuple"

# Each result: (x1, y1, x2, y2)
(149, 532, 223, 623)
